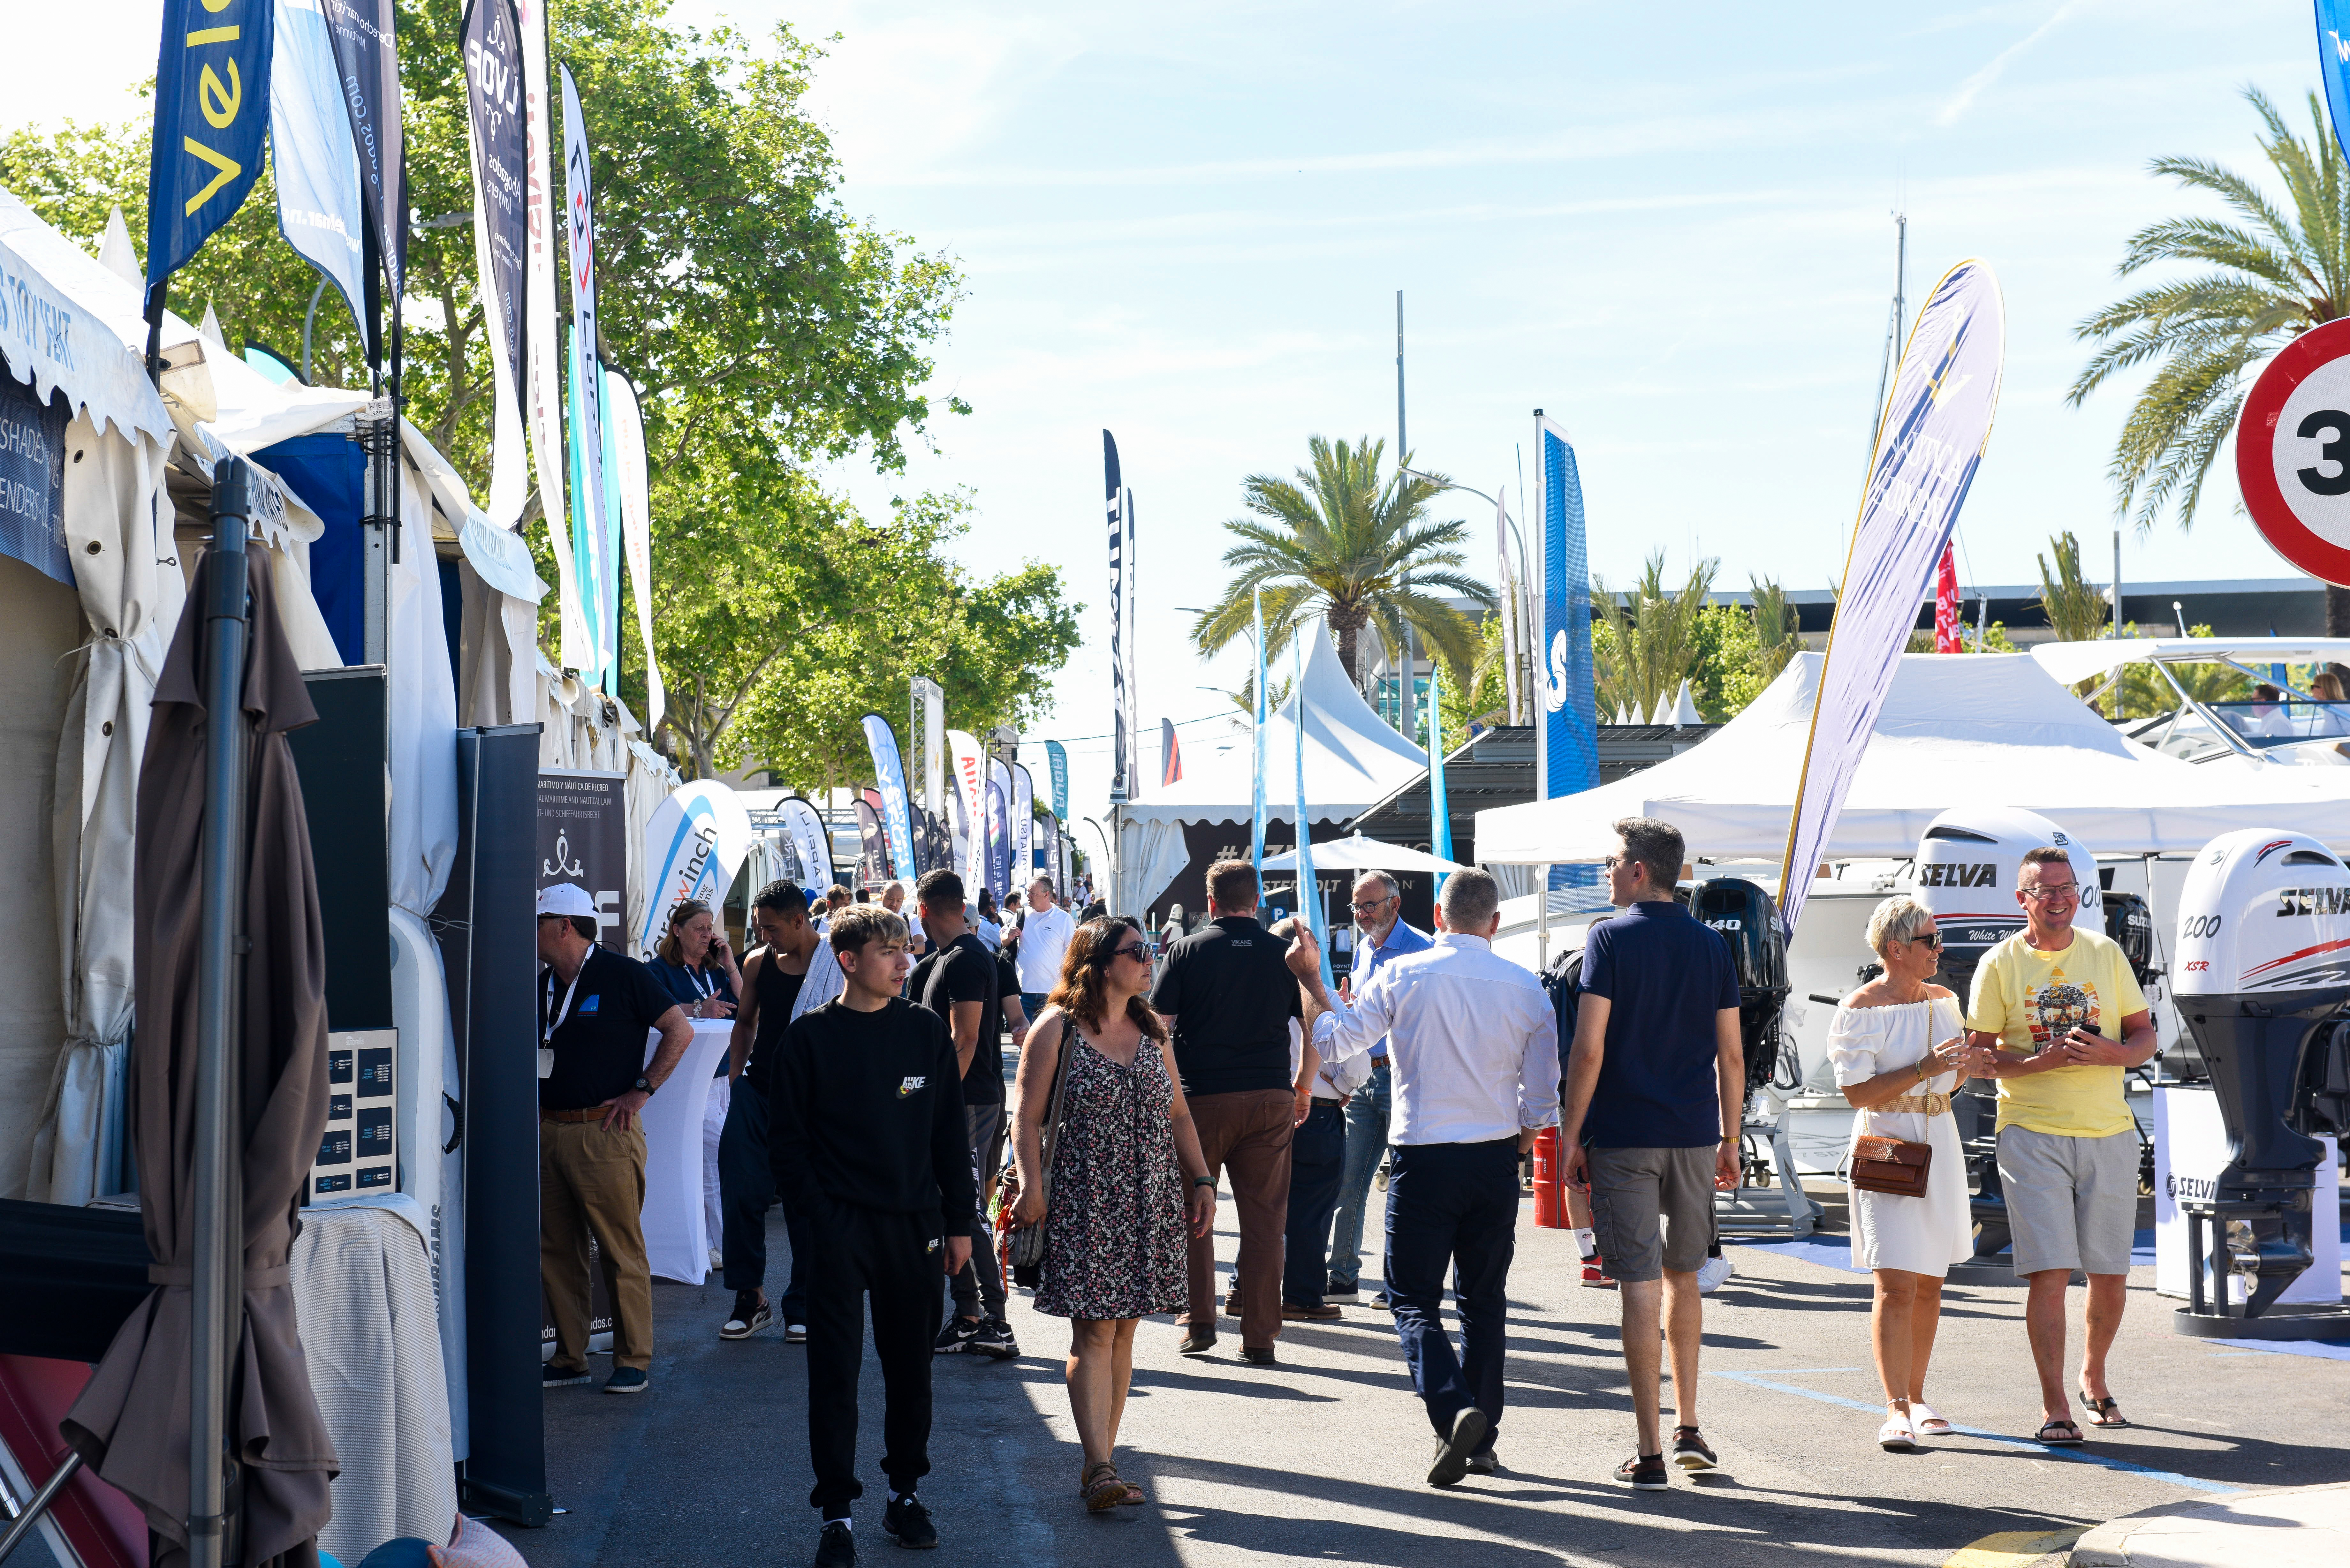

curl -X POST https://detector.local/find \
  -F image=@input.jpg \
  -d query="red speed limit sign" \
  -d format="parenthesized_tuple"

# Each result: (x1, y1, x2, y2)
(2239, 316, 2350, 585)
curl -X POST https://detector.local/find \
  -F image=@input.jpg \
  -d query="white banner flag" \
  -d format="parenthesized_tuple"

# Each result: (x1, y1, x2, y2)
(947, 729, 987, 897)
(559, 62, 608, 676)
(1779, 259, 2005, 934)
(516, 0, 582, 659)
(603, 367, 663, 729)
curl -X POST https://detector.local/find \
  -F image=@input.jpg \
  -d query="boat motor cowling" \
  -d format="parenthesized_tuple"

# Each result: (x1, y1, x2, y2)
(1693, 877, 1791, 1097)
(2174, 828, 2350, 1316)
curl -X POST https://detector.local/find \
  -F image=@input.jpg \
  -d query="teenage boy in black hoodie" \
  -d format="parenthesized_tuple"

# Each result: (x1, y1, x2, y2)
(770, 903, 976, 1566)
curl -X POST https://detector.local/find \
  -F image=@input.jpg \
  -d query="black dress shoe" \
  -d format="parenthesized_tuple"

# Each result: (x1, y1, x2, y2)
(1427, 1407, 1489, 1487)
(1177, 1331, 1217, 1357)
(1238, 1346, 1277, 1367)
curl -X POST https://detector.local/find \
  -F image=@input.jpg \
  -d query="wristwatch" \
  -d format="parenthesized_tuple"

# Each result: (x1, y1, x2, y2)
(1192, 1178, 1215, 1189)
(634, 1075, 656, 1096)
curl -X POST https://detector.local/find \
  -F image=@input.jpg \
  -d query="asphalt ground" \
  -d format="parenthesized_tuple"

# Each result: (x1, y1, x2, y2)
(492, 1184, 2350, 1568)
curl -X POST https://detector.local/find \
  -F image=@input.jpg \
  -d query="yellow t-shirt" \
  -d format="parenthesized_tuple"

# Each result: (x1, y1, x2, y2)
(1964, 927, 2147, 1139)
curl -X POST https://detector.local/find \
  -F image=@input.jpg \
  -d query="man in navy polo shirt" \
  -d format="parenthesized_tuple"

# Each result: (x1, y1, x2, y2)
(1558, 817, 1742, 1491)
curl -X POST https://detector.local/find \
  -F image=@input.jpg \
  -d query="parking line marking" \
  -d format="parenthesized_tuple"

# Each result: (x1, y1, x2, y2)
(1941, 1527, 2088, 1566)
(1707, 1370, 2241, 1496)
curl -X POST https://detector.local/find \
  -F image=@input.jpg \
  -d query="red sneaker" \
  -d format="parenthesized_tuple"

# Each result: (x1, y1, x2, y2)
(1580, 1255, 1617, 1289)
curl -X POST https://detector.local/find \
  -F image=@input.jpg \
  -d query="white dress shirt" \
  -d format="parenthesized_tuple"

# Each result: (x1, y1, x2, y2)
(1014, 902, 1075, 992)
(1310, 932, 1560, 1145)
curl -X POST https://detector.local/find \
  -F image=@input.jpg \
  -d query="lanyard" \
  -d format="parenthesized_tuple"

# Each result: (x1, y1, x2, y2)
(544, 963, 587, 1046)
(685, 964, 716, 1000)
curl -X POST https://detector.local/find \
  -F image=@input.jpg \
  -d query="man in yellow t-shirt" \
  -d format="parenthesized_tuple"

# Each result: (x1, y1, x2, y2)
(1963, 847, 2155, 1448)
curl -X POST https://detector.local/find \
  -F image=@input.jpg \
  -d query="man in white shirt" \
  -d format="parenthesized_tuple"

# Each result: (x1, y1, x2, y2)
(1013, 875, 1075, 1014)
(1285, 868, 1560, 1489)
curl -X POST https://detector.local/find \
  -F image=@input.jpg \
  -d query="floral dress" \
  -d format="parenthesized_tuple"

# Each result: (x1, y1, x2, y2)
(1033, 1027, 1189, 1321)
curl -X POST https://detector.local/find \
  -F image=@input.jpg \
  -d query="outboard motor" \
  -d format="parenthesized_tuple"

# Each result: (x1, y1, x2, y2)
(2173, 829, 2350, 1327)
(1693, 878, 1793, 1097)
(1911, 806, 2100, 1259)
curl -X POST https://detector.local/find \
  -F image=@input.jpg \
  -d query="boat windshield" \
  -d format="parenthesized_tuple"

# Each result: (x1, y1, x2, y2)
(2206, 698, 2350, 746)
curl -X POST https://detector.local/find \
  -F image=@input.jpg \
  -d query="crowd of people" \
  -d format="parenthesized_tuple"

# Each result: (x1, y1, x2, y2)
(528, 811, 2161, 1564)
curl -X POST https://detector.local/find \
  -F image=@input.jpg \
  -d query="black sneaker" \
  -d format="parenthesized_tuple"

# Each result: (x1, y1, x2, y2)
(785, 1321, 808, 1344)
(1427, 1406, 1489, 1488)
(542, 1362, 592, 1388)
(1237, 1346, 1277, 1367)
(603, 1367, 649, 1395)
(932, 1317, 981, 1355)
(970, 1317, 1019, 1360)
(1671, 1425, 1718, 1471)
(1614, 1452, 1668, 1490)
(1466, 1451, 1501, 1476)
(720, 1290, 772, 1341)
(1323, 1281, 1360, 1300)
(813, 1519, 857, 1568)
(883, 1495, 937, 1549)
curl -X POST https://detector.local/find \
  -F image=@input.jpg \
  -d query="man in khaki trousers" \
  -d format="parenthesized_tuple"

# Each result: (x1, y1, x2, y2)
(536, 884, 694, 1394)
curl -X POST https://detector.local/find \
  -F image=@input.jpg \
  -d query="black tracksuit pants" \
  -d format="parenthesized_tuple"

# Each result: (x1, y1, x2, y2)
(805, 1199, 946, 1515)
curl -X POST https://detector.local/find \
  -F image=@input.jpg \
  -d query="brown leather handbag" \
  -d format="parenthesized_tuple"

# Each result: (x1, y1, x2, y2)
(1850, 1133, 1931, 1197)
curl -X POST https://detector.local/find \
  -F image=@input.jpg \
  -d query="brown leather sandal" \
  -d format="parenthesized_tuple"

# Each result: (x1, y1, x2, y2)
(1081, 1462, 1127, 1513)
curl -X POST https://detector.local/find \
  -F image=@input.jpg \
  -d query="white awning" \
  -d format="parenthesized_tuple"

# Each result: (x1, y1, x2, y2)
(2031, 637, 2350, 687)
(0, 185, 172, 446)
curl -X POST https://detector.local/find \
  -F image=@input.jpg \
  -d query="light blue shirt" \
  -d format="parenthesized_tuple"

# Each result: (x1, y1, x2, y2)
(1351, 918, 1432, 1060)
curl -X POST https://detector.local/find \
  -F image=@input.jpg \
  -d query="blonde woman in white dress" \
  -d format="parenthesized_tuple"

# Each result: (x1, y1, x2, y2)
(1828, 895, 1976, 1452)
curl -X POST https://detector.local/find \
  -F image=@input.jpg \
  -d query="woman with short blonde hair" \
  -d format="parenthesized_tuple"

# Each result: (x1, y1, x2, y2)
(1829, 894, 1975, 1451)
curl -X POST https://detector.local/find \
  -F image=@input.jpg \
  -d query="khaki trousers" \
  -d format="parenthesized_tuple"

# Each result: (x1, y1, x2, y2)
(541, 1116, 654, 1372)
(1183, 1089, 1295, 1351)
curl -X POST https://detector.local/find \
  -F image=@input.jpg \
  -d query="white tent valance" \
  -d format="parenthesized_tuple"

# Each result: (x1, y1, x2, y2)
(1474, 651, 2350, 865)
(0, 186, 172, 446)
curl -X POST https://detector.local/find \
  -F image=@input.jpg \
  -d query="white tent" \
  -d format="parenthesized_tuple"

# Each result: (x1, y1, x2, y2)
(1115, 620, 1426, 914)
(1262, 832, 1465, 875)
(1474, 651, 2350, 865)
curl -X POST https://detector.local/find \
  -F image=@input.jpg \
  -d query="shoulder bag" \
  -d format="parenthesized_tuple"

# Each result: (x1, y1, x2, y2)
(1849, 1133, 1931, 1197)
(1009, 1023, 1080, 1278)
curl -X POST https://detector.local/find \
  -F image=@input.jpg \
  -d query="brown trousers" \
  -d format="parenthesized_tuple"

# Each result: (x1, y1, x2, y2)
(541, 1116, 654, 1372)
(1183, 1089, 1296, 1351)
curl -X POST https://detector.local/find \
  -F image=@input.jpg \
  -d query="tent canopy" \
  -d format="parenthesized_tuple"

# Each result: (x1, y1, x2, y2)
(1473, 651, 2350, 865)
(1262, 831, 1464, 874)
(2032, 637, 2350, 687)
(1120, 619, 1425, 827)
(0, 187, 172, 447)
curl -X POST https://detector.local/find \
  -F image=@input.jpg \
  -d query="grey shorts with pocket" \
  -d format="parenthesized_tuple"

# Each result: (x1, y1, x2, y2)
(1996, 1126, 2138, 1277)
(1588, 1145, 1717, 1283)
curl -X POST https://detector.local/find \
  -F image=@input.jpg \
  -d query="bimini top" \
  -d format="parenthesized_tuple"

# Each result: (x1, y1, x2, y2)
(2031, 636, 2350, 687)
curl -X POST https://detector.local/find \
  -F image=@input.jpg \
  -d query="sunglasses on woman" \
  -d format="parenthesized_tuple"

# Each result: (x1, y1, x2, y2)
(1909, 931, 1942, 951)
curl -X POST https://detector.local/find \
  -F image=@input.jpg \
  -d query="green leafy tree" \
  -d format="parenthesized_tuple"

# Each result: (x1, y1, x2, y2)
(2069, 87, 2350, 631)
(1592, 552, 1717, 720)
(2114, 623, 2250, 718)
(2036, 531, 2111, 645)
(1746, 576, 1806, 690)
(1189, 436, 1493, 682)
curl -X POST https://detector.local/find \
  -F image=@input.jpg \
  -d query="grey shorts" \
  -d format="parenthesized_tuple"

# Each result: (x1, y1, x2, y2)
(1997, 1126, 2138, 1278)
(967, 1103, 1007, 1187)
(1588, 1145, 1717, 1283)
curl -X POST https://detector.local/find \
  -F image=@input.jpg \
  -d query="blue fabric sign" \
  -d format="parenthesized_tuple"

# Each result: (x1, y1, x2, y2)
(0, 370, 74, 588)
(148, 0, 276, 282)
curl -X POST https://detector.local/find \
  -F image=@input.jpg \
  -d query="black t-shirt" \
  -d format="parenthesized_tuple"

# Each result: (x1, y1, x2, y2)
(742, 952, 808, 1100)
(920, 933, 1003, 1106)
(1148, 915, 1300, 1098)
(767, 998, 977, 1225)
(540, 948, 679, 1110)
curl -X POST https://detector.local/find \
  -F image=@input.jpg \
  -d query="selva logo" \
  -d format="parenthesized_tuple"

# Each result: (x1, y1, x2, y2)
(2275, 886, 2350, 916)
(1918, 862, 1997, 888)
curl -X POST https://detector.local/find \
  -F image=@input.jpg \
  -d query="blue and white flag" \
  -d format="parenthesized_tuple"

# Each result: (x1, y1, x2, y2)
(860, 714, 918, 883)
(1779, 259, 2004, 935)
(565, 328, 610, 680)
(2318, 1, 2350, 157)
(1045, 740, 1069, 820)
(1251, 585, 1268, 875)
(1534, 415, 1598, 802)
(986, 759, 1013, 901)
(148, 0, 275, 283)
(270, 0, 365, 349)
(1011, 763, 1035, 882)
(1428, 665, 1453, 890)
(1292, 631, 1333, 988)
(635, 781, 754, 959)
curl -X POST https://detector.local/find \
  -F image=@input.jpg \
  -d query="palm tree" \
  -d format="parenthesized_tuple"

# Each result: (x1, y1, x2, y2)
(2069, 88, 2350, 631)
(2037, 531, 2111, 645)
(1189, 435, 1495, 686)
(1593, 552, 1718, 719)
(1747, 576, 1805, 687)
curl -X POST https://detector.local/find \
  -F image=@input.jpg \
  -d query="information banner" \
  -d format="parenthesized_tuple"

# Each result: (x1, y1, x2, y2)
(537, 769, 626, 950)
(0, 373, 72, 586)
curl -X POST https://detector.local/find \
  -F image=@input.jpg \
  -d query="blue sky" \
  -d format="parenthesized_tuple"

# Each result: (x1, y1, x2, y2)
(9, 1, 2330, 814)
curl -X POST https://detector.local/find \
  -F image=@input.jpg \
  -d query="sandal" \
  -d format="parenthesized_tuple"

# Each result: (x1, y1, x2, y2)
(1081, 1462, 1127, 1513)
(2079, 1389, 2130, 1429)
(1908, 1402, 1952, 1437)
(2035, 1418, 2085, 1447)
(1876, 1410, 1917, 1452)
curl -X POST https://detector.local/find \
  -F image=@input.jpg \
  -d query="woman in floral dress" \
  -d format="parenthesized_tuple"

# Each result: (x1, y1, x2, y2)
(1011, 917, 1216, 1512)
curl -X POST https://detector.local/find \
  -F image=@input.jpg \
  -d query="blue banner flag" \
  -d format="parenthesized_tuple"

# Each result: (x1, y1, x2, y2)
(1779, 260, 2004, 935)
(1045, 740, 1069, 819)
(148, 0, 276, 282)
(1427, 665, 1452, 890)
(1292, 631, 1334, 988)
(986, 760, 1013, 900)
(270, 0, 366, 348)
(2319, 1, 2350, 156)
(1534, 415, 1597, 802)
(1251, 586, 1268, 876)
(860, 714, 919, 882)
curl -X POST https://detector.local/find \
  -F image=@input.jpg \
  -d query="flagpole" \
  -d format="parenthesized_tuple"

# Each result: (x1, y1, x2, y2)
(1251, 587, 1267, 878)
(1293, 629, 1333, 989)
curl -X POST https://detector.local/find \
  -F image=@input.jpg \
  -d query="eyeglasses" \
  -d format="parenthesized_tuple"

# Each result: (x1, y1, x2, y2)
(1106, 941, 1149, 962)
(2020, 884, 2080, 903)
(1350, 896, 1396, 916)
(1603, 854, 1641, 875)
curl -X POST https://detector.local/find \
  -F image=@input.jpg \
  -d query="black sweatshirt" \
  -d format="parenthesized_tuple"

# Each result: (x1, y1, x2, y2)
(768, 996, 978, 1228)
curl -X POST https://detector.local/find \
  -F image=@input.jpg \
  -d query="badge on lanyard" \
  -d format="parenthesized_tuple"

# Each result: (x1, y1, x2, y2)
(543, 964, 586, 1079)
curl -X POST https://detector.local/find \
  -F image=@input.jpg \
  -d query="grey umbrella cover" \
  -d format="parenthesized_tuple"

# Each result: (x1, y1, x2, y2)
(64, 548, 337, 1567)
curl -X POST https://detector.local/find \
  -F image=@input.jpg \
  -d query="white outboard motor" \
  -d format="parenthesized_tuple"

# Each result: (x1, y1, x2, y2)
(1912, 806, 2099, 1259)
(2174, 829, 2350, 1324)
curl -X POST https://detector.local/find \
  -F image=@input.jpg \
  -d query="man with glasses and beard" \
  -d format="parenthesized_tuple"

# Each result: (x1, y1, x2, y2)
(1964, 846, 2154, 1447)
(1323, 871, 1430, 1308)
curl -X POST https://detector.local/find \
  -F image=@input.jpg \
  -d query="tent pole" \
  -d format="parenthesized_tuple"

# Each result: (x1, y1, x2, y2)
(190, 460, 255, 1568)
(1536, 868, 1550, 972)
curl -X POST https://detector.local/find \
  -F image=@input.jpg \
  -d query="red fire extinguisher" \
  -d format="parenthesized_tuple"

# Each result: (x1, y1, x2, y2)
(1531, 1127, 1568, 1229)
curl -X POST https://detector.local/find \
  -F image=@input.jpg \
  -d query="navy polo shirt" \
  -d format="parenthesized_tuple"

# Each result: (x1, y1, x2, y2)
(1577, 900, 1740, 1148)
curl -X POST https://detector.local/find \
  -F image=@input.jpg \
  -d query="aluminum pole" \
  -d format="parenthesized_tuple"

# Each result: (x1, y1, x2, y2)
(190, 460, 255, 1568)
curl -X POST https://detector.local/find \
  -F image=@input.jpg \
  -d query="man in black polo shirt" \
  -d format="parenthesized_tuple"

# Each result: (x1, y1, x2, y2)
(913, 870, 1017, 1359)
(536, 883, 695, 1394)
(1148, 858, 1308, 1364)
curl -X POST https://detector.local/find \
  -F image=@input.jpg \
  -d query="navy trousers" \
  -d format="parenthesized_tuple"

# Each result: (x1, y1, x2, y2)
(718, 1078, 811, 1320)
(1383, 1137, 1520, 1444)
(1282, 1101, 1349, 1307)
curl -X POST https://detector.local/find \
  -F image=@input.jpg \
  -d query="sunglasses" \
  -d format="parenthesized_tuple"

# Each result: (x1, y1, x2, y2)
(1909, 931, 1943, 951)
(1105, 941, 1149, 962)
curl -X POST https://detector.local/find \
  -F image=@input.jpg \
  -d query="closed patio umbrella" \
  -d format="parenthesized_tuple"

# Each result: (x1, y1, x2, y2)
(64, 476, 336, 1568)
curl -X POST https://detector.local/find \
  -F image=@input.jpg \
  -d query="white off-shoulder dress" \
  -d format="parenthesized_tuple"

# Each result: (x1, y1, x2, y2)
(1826, 995, 1973, 1276)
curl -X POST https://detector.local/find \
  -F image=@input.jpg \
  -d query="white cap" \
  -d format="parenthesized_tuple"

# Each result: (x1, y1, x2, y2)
(537, 883, 596, 919)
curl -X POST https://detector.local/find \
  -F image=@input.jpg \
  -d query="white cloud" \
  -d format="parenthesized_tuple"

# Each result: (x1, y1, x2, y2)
(1938, 0, 2085, 125)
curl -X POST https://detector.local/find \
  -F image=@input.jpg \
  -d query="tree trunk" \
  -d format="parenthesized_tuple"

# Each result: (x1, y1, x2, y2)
(2327, 583, 2350, 639)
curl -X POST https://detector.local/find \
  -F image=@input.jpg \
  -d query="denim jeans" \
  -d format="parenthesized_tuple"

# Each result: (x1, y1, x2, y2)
(1384, 1138, 1519, 1442)
(1325, 1061, 1391, 1291)
(1281, 1101, 1348, 1307)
